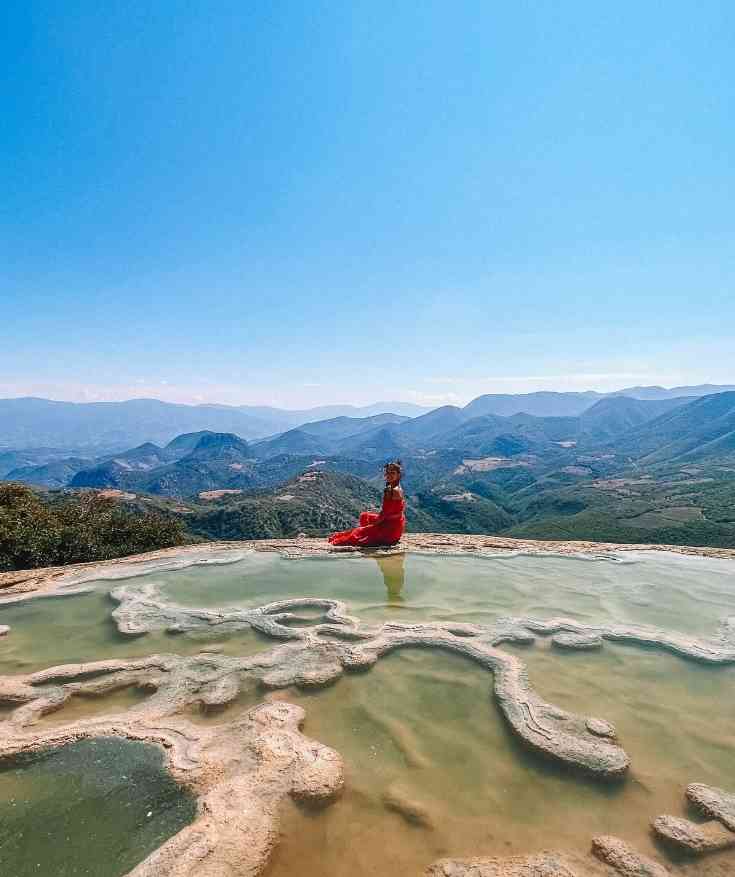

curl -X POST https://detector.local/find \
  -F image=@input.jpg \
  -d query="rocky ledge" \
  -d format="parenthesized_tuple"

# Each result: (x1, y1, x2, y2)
(1, 533, 733, 605)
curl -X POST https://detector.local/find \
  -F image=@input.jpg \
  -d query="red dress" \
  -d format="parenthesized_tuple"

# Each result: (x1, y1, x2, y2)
(328, 491, 406, 547)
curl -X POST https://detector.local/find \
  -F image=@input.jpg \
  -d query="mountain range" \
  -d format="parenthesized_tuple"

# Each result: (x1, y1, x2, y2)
(2, 386, 734, 548)
(0, 397, 429, 451)
(2, 384, 733, 452)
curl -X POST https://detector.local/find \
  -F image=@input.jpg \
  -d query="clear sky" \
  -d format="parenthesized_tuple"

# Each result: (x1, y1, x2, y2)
(2, 1, 733, 408)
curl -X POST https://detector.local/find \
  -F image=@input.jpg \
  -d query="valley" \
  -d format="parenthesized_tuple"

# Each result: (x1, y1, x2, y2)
(2, 386, 734, 558)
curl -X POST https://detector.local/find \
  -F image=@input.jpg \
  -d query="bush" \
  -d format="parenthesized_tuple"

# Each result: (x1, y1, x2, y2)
(0, 484, 188, 572)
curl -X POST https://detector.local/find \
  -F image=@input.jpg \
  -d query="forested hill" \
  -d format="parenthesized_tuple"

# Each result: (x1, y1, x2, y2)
(2, 390, 735, 552)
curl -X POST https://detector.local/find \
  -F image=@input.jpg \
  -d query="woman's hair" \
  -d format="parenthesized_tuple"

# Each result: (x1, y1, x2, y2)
(384, 460, 402, 495)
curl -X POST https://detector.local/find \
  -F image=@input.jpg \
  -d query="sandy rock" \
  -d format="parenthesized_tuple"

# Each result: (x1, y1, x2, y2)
(687, 783, 735, 832)
(652, 815, 735, 853)
(426, 852, 580, 876)
(591, 835, 669, 876)
(552, 632, 603, 650)
(586, 718, 617, 739)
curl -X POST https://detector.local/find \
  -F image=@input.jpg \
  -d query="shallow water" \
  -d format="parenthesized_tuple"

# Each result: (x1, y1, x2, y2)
(152, 549, 735, 638)
(261, 645, 735, 876)
(1, 549, 735, 874)
(0, 589, 267, 675)
(0, 737, 196, 876)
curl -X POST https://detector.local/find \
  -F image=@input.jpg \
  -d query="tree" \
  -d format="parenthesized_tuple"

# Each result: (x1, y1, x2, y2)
(0, 484, 189, 572)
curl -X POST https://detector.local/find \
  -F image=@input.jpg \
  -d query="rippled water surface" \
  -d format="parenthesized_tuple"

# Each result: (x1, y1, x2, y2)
(1, 549, 735, 875)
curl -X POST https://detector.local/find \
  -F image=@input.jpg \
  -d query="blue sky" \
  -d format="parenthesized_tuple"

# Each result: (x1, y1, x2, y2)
(2, 1, 733, 408)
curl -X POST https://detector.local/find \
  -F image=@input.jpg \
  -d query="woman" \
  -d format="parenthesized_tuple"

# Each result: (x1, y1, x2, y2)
(328, 461, 406, 547)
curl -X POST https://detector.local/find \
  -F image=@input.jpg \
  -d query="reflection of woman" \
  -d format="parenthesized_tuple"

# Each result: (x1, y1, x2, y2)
(328, 461, 406, 547)
(375, 552, 405, 604)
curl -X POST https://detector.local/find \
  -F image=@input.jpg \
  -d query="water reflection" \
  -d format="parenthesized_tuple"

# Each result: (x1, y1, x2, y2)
(373, 552, 406, 605)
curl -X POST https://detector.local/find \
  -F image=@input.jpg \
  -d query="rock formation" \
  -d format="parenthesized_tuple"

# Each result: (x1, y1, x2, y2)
(652, 816, 735, 854)
(591, 835, 669, 876)
(551, 632, 603, 650)
(425, 853, 582, 876)
(652, 784, 735, 856)
(687, 783, 735, 832)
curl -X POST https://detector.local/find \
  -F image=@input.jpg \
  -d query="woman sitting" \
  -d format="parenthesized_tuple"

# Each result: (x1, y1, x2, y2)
(328, 461, 405, 547)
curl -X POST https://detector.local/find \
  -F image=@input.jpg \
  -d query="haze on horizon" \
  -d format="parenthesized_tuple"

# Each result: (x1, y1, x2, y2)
(3, 2, 733, 411)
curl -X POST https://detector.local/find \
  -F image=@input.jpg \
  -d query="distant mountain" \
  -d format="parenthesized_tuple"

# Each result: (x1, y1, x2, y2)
(0, 448, 73, 478)
(4, 387, 734, 453)
(0, 398, 278, 450)
(163, 431, 219, 457)
(251, 396, 699, 463)
(183, 432, 251, 461)
(577, 396, 689, 441)
(387, 405, 469, 444)
(462, 391, 604, 419)
(69, 431, 344, 500)
(252, 414, 412, 459)
(71, 432, 256, 498)
(608, 391, 735, 467)
(102, 442, 171, 469)
(239, 401, 429, 425)
(297, 412, 410, 441)
(5, 457, 95, 489)
(459, 384, 735, 418)
(338, 424, 412, 461)
(0, 397, 429, 451)
(612, 384, 735, 401)
(252, 428, 331, 459)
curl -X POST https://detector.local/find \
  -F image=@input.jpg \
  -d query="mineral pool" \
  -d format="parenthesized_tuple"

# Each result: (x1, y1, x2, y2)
(0, 737, 196, 876)
(1, 550, 734, 875)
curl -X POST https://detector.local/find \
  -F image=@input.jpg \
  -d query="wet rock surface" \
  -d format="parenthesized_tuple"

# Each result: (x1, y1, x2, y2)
(552, 632, 603, 650)
(687, 783, 735, 832)
(425, 852, 584, 876)
(586, 718, 617, 739)
(591, 835, 670, 876)
(652, 815, 735, 854)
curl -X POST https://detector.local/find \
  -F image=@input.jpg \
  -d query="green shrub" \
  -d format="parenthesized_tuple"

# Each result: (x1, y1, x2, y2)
(0, 484, 188, 572)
